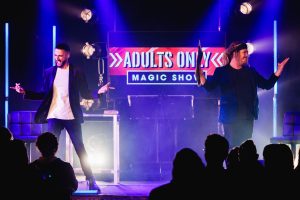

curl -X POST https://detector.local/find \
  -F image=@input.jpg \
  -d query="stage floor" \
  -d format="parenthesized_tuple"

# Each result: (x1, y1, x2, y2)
(72, 176, 168, 200)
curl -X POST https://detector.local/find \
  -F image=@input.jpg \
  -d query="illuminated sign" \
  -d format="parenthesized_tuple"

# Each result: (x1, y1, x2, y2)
(108, 47, 225, 85)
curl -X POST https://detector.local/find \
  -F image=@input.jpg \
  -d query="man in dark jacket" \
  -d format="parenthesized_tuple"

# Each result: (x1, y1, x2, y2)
(197, 41, 289, 148)
(11, 43, 101, 193)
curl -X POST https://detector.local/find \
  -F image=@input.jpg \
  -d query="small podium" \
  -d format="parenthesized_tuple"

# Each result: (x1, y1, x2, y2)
(66, 113, 120, 185)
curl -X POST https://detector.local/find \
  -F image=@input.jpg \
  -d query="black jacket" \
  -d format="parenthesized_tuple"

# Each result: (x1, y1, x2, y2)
(203, 64, 278, 123)
(24, 65, 92, 123)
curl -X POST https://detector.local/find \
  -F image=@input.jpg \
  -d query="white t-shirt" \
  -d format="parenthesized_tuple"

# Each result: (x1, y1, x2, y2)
(47, 66, 75, 120)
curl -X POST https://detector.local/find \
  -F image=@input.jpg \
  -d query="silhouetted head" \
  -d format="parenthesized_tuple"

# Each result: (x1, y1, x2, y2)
(36, 132, 58, 158)
(263, 143, 294, 175)
(172, 148, 205, 182)
(226, 146, 240, 170)
(204, 133, 229, 165)
(239, 139, 259, 162)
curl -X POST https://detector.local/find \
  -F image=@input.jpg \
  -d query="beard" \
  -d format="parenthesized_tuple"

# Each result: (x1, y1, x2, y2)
(55, 60, 67, 67)
(239, 57, 248, 67)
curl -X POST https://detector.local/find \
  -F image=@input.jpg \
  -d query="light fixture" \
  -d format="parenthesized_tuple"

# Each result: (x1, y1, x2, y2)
(240, 2, 252, 15)
(81, 8, 93, 23)
(81, 42, 112, 109)
(246, 42, 254, 55)
(81, 41, 105, 88)
(81, 42, 95, 59)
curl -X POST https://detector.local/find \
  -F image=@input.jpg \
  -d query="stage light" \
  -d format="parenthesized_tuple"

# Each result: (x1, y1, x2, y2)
(81, 42, 105, 60)
(240, 2, 252, 14)
(81, 42, 107, 96)
(246, 42, 254, 54)
(81, 8, 93, 23)
(81, 42, 95, 59)
(88, 151, 109, 169)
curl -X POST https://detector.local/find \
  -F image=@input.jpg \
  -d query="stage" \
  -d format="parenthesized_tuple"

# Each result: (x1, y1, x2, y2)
(71, 177, 167, 200)
(3, 1, 300, 200)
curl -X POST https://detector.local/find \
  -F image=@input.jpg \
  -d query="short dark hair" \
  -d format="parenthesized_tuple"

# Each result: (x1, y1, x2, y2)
(204, 133, 229, 162)
(55, 43, 70, 52)
(36, 132, 58, 157)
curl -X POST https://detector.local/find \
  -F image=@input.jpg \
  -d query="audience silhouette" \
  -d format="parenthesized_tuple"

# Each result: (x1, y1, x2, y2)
(203, 133, 229, 198)
(0, 126, 29, 200)
(263, 143, 295, 198)
(148, 134, 300, 199)
(239, 139, 264, 178)
(148, 147, 205, 199)
(226, 146, 240, 174)
(263, 143, 294, 178)
(3, 125, 300, 199)
(238, 139, 265, 197)
(27, 132, 78, 200)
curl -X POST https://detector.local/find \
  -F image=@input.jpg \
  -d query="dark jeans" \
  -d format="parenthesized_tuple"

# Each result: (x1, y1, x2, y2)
(222, 119, 254, 149)
(47, 118, 94, 180)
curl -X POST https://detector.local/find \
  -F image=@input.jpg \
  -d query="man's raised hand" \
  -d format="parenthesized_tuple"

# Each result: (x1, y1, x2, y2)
(10, 83, 25, 94)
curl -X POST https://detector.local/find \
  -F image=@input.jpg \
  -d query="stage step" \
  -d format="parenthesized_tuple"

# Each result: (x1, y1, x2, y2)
(71, 193, 148, 200)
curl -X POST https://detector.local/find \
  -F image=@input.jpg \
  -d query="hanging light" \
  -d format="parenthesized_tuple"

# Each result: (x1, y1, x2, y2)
(240, 2, 253, 15)
(81, 8, 93, 23)
(81, 42, 95, 59)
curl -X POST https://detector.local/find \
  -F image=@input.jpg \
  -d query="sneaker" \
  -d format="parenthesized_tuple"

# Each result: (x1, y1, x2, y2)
(89, 180, 101, 194)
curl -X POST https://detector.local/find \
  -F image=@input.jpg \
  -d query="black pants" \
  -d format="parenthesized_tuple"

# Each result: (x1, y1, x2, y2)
(222, 119, 254, 149)
(47, 118, 94, 180)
